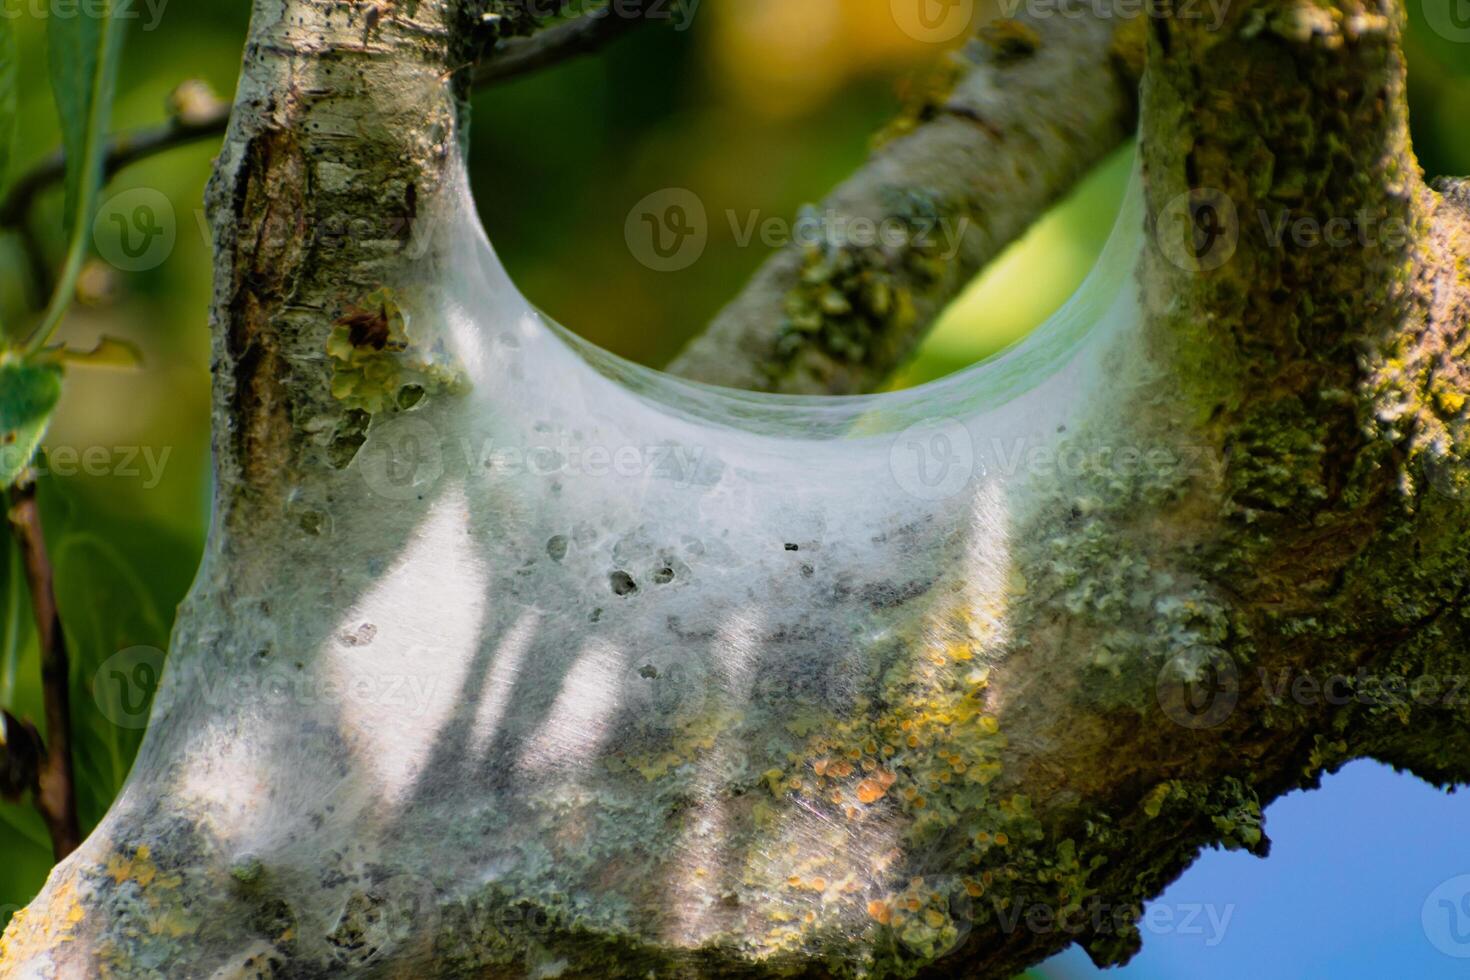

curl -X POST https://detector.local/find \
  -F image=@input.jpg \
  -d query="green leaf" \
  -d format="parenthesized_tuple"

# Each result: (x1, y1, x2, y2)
(0, 359, 63, 490)
(52, 529, 171, 825)
(0, 14, 16, 192)
(47, 0, 121, 230)
(25, 1, 123, 354)
(38, 336, 144, 370)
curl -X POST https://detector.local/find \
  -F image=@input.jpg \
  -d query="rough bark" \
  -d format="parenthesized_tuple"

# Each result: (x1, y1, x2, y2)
(3, 1, 1469, 979)
(667, 11, 1141, 395)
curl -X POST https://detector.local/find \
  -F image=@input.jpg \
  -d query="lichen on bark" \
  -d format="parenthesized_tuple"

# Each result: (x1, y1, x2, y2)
(4, 1, 1470, 979)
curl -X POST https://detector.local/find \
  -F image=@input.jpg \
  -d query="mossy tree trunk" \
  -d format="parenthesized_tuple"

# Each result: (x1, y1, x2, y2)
(3, 1, 1469, 978)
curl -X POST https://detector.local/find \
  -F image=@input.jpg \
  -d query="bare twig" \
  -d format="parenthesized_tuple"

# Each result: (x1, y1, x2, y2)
(6, 478, 80, 861)
(0, 10, 652, 239)
(473, 8, 652, 86)
(0, 108, 230, 231)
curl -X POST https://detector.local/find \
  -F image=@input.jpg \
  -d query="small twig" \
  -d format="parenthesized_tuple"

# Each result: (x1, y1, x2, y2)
(6, 477, 80, 861)
(0, 107, 231, 231)
(0, 11, 653, 237)
(474, 8, 653, 87)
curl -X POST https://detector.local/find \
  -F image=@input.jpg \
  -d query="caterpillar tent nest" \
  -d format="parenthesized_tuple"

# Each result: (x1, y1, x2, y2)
(5, 158, 1231, 979)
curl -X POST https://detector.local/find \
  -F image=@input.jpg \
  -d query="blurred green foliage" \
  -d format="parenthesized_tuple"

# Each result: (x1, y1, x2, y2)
(0, 0, 1466, 935)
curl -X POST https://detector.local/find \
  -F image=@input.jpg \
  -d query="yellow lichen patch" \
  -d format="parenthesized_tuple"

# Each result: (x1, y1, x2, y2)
(106, 843, 158, 887)
(786, 876, 828, 894)
(0, 879, 84, 965)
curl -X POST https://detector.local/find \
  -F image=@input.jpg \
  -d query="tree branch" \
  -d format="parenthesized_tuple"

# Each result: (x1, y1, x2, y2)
(0, 106, 230, 231)
(5, 478, 80, 862)
(473, 6, 652, 87)
(667, 13, 1142, 394)
(0, 10, 650, 236)
(6, 3, 1470, 978)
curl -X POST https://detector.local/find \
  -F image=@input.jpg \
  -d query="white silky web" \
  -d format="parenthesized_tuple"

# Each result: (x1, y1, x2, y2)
(128, 152, 1153, 976)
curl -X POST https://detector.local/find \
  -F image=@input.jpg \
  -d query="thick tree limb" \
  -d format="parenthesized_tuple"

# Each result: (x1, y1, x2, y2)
(5, 479, 80, 862)
(667, 13, 1141, 394)
(4, 2, 1470, 978)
